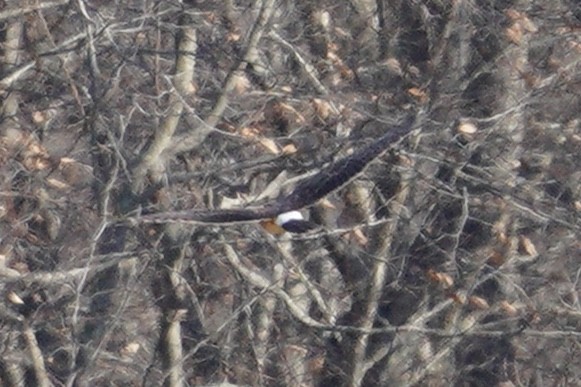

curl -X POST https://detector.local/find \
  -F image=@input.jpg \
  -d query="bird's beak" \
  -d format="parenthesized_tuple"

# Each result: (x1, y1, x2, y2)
(259, 219, 287, 235)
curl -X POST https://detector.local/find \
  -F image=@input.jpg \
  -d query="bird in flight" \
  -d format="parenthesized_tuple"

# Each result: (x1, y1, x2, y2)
(134, 115, 416, 233)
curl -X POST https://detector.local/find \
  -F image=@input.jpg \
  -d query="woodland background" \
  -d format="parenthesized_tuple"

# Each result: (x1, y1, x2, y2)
(0, 0, 579, 386)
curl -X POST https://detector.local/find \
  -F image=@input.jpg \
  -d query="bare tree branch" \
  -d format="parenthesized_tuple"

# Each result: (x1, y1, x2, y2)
(169, 0, 277, 155)
(132, 26, 198, 190)
(0, 0, 69, 21)
(23, 324, 51, 387)
(349, 164, 412, 387)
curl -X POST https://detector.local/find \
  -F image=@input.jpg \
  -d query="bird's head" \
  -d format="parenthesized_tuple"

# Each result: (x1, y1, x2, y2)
(260, 211, 317, 234)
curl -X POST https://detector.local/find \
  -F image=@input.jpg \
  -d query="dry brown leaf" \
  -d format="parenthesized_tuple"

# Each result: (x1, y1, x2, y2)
(46, 178, 71, 190)
(450, 292, 467, 305)
(26, 232, 41, 245)
(136, 31, 147, 45)
(499, 300, 519, 317)
(59, 157, 76, 164)
(312, 98, 333, 119)
(492, 217, 508, 240)
(281, 143, 298, 155)
(520, 16, 538, 33)
(427, 269, 454, 289)
(569, 41, 581, 54)
(522, 72, 541, 88)
(351, 228, 368, 246)
(382, 57, 403, 76)
(398, 154, 414, 168)
(227, 31, 241, 42)
(312, 10, 331, 30)
(518, 236, 538, 256)
(328, 51, 354, 80)
(11, 262, 29, 275)
(506, 9, 538, 32)
(506, 23, 523, 45)
(27, 142, 46, 156)
(312, 10, 331, 31)
(468, 296, 490, 310)
(437, 273, 454, 289)
(32, 111, 47, 124)
(329, 72, 343, 87)
(277, 102, 306, 124)
(338, 64, 355, 80)
(232, 73, 251, 95)
(35, 157, 51, 170)
(487, 250, 506, 267)
(407, 87, 428, 103)
(506, 9, 537, 33)
(17, 139, 52, 171)
(258, 137, 280, 154)
(205, 12, 218, 23)
(240, 127, 258, 138)
(505, 9, 521, 21)
(184, 81, 197, 95)
(120, 342, 140, 356)
(31, 209, 61, 242)
(327, 44, 339, 56)
(319, 198, 336, 209)
(408, 65, 421, 78)
(7, 291, 24, 305)
(308, 354, 326, 374)
(426, 269, 439, 283)
(457, 121, 478, 135)
(23, 155, 51, 171)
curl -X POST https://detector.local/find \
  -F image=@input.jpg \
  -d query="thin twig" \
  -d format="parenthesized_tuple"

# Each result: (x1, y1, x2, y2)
(169, 0, 277, 155)
(0, 0, 69, 21)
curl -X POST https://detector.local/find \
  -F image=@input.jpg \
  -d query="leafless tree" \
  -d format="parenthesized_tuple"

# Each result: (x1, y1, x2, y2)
(0, 0, 579, 386)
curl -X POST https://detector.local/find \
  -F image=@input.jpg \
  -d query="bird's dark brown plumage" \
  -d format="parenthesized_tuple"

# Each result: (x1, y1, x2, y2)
(135, 115, 415, 226)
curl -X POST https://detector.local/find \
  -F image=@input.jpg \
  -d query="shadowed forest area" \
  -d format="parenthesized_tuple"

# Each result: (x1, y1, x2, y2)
(0, 0, 579, 386)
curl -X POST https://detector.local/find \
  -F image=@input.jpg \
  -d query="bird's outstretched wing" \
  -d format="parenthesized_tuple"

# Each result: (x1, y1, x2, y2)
(135, 115, 415, 225)
(274, 114, 415, 212)
(135, 205, 284, 225)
